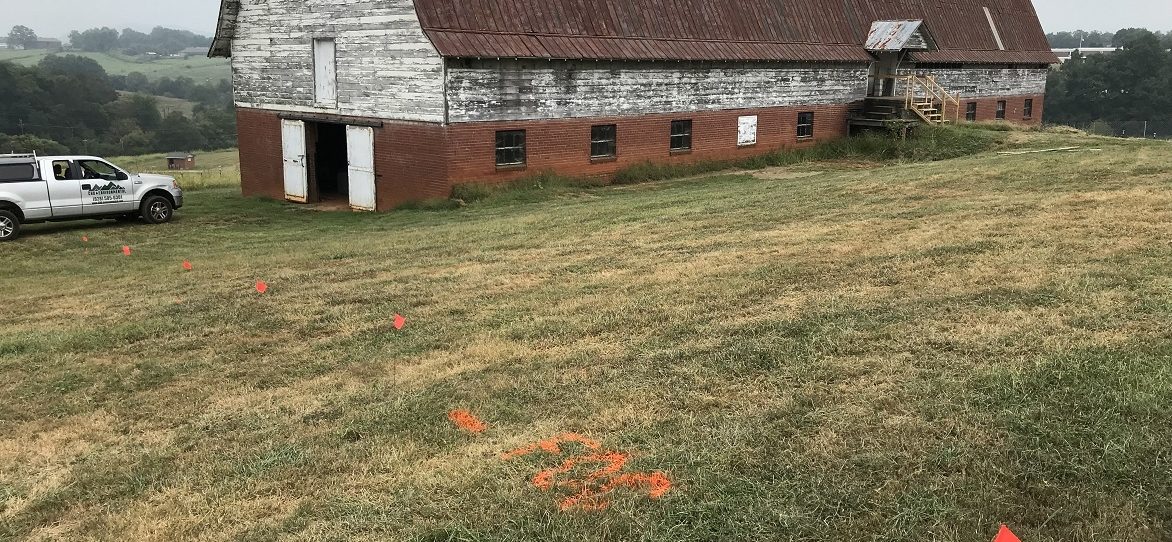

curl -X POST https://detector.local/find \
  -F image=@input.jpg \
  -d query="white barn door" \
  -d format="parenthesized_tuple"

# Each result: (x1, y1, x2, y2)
(313, 39, 337, 107)
(346, 126, 376, 211)
(281, 119, 308, 203)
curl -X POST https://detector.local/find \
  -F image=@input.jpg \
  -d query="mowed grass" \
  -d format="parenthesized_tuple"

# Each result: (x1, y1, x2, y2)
(109, 149, 241, 192)
(0, 50, 230, 82)
(1, 130, 1171, 541)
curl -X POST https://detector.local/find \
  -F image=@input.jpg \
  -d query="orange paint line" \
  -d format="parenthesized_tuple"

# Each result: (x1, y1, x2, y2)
(502, 433, 600, 460)
(448, 409, 487, 433)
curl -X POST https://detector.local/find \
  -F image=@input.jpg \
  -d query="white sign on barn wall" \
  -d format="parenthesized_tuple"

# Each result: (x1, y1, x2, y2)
(737, 115, 758, 146)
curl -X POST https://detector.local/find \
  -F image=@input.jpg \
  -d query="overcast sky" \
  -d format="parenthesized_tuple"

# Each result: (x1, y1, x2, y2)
(6, 0, 1172, 40)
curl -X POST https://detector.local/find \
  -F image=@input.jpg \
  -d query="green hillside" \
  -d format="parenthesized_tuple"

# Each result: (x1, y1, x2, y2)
(2, 128, 1170, 541)
(0, 49, 229, 82)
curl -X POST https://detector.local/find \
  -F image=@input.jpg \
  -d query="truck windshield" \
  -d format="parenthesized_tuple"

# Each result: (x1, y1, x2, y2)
(0, 164, 35, 182)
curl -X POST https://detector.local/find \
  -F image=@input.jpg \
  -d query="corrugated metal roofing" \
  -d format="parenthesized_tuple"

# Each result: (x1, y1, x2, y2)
(208, 0, 1058, 64)
(865, 20, 928, 51)
(413, 0, 1057, 64)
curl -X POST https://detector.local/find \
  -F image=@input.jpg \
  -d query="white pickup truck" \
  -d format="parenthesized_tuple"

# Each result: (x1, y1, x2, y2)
(0, 153, 183, 241)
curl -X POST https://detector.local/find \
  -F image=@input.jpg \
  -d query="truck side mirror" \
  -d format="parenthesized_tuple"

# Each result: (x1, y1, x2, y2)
(116, 171, 129, 181)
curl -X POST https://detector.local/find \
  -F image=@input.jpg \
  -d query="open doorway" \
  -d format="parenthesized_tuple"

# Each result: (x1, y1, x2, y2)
(310, 122, 349, 204)
(869, 52, 902, 97)
(281, 119, 376, 210)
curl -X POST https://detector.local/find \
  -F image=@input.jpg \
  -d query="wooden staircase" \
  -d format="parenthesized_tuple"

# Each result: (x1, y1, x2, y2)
(903, 74, 960, 125)
(848, 75, 961, 134)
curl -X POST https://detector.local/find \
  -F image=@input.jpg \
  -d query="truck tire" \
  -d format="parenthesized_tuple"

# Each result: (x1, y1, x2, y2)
(0, 209, 20, 242)
(140, 195, 173, 224)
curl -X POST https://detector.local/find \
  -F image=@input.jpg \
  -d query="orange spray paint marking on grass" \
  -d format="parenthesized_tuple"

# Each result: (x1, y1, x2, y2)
(503, 434, 671, 511)
(182, 260, 193, 271)
(448, 410, 487, 433)
(122, 245, 131, 256)
(393, 313, 406, 330)
(501, 433, 600, 460)
(255, 280, 268, 294)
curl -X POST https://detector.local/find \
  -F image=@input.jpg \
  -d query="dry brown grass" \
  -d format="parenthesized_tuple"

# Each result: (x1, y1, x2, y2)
(1, 131, 1170, 541)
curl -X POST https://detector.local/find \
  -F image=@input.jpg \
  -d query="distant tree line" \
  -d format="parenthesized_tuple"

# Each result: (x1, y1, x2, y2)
(1046, 28, 1172, 49)
(69, 26, 211, 55)
(1045, 30, 1172, 137)
(0, 55, 235, 156)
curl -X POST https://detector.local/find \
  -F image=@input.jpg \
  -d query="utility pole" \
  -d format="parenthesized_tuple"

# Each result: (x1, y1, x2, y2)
(1143, 121, 1148, 138)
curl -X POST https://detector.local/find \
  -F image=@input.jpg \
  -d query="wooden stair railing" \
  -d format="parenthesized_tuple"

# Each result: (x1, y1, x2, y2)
(903, 74, 961, 125)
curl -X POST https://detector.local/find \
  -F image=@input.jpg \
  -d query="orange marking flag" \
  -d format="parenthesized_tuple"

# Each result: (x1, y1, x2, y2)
(393, 314, 406, 330)
(255, 280, 268, 294)
(182, 260, 193, 271)
(448, 410, 487, 433)
(993, 524, 1022, 542)
(121, 245, 131, 256)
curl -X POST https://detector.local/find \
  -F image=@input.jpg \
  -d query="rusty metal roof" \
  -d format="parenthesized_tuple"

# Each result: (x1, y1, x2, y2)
(415, 0, 1057, 64)
(209, 0, 1058, 64)
(865, 20, 930, 51)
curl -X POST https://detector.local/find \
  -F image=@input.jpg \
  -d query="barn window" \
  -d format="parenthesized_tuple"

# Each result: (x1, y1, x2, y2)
(737, 115, 758, 146)
(495, 130, 526, 167)
(1023, 99, 1034, 119)
(313, 38, 337, 106)
(996, 100, 1007, 120)
(797, 112, 815, 139)
(966, 102, 977, 121)
(670, 120, 692, 151)
(590, 125, 617, 159)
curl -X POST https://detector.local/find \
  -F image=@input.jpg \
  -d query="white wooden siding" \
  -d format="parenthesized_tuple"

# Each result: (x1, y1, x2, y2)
(230, 0, 444, 122)
(897, 67, 1048, 98)
(446, 60, 870, 122)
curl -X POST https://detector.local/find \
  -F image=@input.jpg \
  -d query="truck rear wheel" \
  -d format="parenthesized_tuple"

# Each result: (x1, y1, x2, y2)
(140, 195, 173, 224)
(0, 209, 20, 241)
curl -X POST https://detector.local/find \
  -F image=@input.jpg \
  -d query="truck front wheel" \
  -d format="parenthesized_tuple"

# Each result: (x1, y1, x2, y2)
(0, 209, 21, 241)
(140, 195, 173, 224)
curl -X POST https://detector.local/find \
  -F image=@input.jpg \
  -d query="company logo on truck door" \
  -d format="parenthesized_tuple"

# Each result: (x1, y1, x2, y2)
(88, 182, 126, 203)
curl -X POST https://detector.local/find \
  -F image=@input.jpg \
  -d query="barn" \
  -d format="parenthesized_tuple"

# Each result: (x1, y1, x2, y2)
(209, 0, 1057, 210)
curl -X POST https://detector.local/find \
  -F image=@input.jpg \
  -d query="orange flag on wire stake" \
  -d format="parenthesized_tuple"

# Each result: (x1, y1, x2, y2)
(122, 245, 131, 256)
(255, 280, 268, 294)
(393, 314, 406, 330)
(993, 524, 1022, 542)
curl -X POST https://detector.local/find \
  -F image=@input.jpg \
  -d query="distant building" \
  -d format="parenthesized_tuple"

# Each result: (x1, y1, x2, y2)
(1052, 47, 1119, 63)
(27, 38, 63, 51)
(179, 47, 208, 58)
(166, 153, 196, 170)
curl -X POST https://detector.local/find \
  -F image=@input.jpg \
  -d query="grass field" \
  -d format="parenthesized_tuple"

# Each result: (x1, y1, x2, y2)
(115, 91, 200, 117)
(2, 129, 1170, 541)
(0, 50, 230, 82)
(109, 149, 241, 191)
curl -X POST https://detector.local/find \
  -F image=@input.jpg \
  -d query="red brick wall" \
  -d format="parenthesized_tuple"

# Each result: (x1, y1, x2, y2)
(235, 96, 1041, 210)
(236, 108, 284, 200)
(958, 94, 1045, 126)
(445, 103, 855, 186)
(373, 121, 449, 209)
(235, 108, 450, 210)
